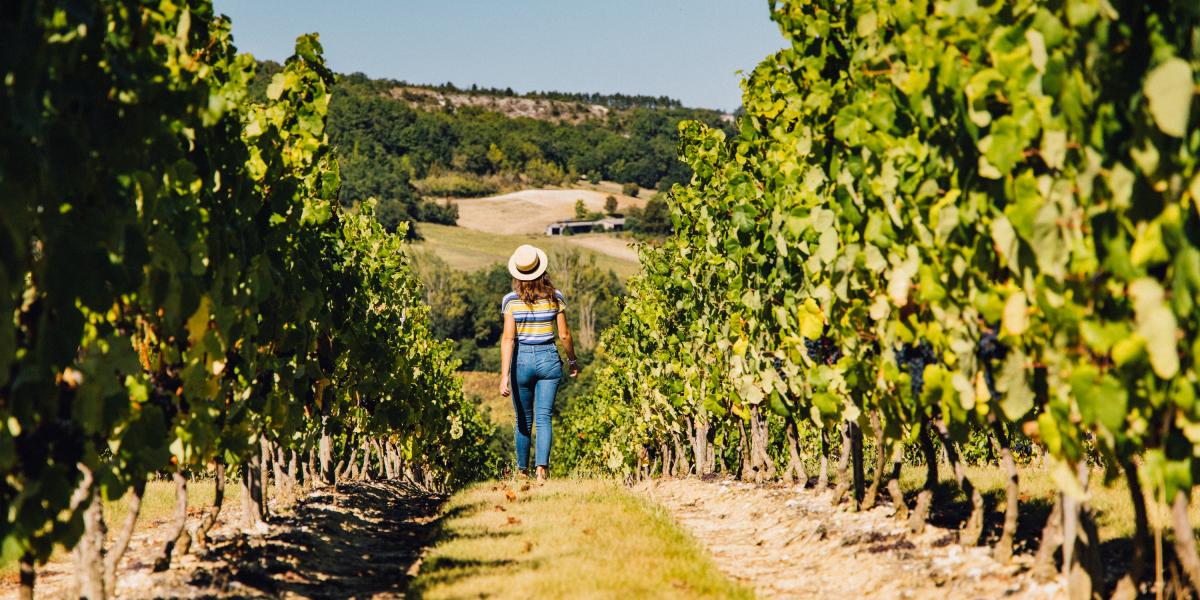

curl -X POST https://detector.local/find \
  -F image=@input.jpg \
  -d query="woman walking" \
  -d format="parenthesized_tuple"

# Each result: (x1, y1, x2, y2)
(499, 244, 579, 481)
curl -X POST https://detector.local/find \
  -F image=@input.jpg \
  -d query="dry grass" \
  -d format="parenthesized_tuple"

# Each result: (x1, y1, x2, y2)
(460, 371, 510, 429)
(452, 188, 647, 236)
(0, 478, 241, 580)
(576, 180, 657, 200)
(412, 223, 641, 279)
(410, 479, 751, 599)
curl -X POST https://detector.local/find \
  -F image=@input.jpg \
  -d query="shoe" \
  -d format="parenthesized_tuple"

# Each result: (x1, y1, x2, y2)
(535, 466, 548, 482)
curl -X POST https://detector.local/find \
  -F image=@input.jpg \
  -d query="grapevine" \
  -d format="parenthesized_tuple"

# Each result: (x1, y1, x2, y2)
(0, 2, 496, 597)
(560, 0, 1200, 593)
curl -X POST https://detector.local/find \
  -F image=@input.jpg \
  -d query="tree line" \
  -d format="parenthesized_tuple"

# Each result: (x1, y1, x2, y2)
(408, 250, 625, 372)
(249, 64, 734, 237)
(404, 80, 686, 111)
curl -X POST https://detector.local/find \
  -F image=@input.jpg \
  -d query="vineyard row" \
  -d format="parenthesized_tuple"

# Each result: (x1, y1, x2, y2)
(0, 3, 497, 598)
(559, 0, 1200, 597)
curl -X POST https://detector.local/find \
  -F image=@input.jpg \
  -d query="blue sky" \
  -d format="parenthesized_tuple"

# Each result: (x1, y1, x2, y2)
(211, 1, 785, 111)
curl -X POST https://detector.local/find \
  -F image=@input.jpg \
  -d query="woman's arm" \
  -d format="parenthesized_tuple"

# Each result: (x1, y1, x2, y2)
(556, 312, 579, 378)
(499, 313, 516, 396)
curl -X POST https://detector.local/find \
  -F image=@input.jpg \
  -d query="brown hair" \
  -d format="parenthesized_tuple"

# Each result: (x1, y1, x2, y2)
(513, 274, 559, 310)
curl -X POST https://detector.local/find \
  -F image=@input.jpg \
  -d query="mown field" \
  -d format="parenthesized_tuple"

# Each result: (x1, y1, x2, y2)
(450, 188, 646, 236)
(410, 480, 751, 599)
(412, 223, 641, 279)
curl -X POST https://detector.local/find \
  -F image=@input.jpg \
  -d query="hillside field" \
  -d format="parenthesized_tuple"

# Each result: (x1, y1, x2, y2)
(411, 223, 641, 280)
(450, 187, 647, 236)
(460, 371, 508, 427)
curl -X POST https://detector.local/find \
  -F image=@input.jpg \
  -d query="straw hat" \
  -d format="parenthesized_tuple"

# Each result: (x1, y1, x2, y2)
(508, 244, 548, 281)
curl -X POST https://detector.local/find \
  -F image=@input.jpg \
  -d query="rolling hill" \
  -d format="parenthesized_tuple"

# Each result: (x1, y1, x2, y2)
(411, 223, 641, 280)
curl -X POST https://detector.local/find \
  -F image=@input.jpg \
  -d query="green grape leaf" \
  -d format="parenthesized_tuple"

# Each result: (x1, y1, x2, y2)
(817, 227, 839, 264)
(186, 296, 212, 347)
(1130, 221, 1169, 267)
(995, 349, 1034, 420)
(952, 373, 975, 411)
(1070, 368, 1126, 433)
(1108, 163, 1135, 209)
(1002, 291, 1029, 336)
(1080, 320, 1129, 355)
(981, 117, 1024, 176)
(1143, 58, 1193, 138)
(798, 299, 824, 339)
(1041, 129, 1066, 170)
(991, 215, 1020, 273)
(1111, 335, 1147, 367)
(267, 73, 287, 101)
(1129, 278, 1180, 379)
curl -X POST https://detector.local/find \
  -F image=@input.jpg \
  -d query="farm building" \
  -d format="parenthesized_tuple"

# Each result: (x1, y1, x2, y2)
(545, 217, 625, 236)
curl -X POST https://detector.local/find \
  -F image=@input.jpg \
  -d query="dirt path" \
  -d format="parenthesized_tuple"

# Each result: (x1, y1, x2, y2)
(20, 481, 442, 599)
(639, 478, 1067, 600)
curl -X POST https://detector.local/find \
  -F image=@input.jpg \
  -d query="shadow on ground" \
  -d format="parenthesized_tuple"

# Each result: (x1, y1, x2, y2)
(183, 481, 444, 599)
(403, 497, 533, 596)
(905, 480, 1182, 598)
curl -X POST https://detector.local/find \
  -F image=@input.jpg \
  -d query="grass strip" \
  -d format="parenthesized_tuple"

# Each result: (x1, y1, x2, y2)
(411, 479, 751, 599)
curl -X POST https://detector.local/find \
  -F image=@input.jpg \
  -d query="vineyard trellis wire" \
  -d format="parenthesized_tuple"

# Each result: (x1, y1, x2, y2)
(558, 0, 1200, 596)
(0, 2, 498, 598)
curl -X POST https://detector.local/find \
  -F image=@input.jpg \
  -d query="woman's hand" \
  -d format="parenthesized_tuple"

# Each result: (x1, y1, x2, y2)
(499, 375, 511, 397)
(567, 359, 579, 378)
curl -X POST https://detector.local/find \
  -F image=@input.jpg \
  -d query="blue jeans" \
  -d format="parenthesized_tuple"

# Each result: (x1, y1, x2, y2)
(512, 342, 562, 470)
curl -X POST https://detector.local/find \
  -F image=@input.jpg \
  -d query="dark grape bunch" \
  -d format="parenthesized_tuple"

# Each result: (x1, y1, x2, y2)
(803, 336, 842, 365)
(975, 328, 1007, 398)
(1011, 435, 1035, 461)
(894, 340, 937, 397)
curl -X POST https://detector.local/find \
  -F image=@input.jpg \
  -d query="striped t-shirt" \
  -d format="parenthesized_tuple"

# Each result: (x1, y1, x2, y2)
(502, 291, 566, 344)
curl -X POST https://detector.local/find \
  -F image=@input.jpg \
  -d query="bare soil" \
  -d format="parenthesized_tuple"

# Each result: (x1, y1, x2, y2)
(15, 481, 442, 599)
(639, 478, 1069, 600)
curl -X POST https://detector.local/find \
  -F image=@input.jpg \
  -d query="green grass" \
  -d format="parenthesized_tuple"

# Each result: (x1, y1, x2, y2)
(411, 479, 751, 599)
(412, 223, 641, 279)
(1, 478, 241, 581)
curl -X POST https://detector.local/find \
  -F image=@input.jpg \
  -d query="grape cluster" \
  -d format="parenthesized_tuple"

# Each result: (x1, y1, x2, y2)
(976, 329, 1006, 362)
(975, 328, 1007, 397)
(895, 340, 937, 397)
(803, 336, 842, 365)
(149, 372, 185, 421)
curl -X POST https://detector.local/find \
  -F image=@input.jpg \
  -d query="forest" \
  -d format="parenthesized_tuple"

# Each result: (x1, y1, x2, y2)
(250, 61, 733, 236)
(410, 250, 625, 372)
